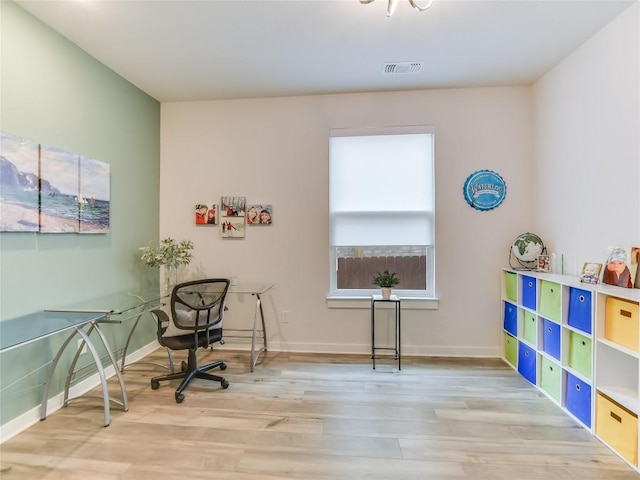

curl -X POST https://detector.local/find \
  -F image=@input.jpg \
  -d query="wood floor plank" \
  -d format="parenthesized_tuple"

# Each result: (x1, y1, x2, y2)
(1, 349, 638, 479)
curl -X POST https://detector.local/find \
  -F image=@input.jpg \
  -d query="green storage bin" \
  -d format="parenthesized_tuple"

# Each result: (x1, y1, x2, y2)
(504, 332, 517, 367)
(539, 280, 561, 322)
(523, 310, 537, 346)
(505, 272, 517, 302)
(568, 330, 592, 378)
(539, 355, 562, 402)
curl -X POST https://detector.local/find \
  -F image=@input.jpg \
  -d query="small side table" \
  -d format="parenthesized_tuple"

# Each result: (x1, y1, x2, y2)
(370, 294, 401, 370)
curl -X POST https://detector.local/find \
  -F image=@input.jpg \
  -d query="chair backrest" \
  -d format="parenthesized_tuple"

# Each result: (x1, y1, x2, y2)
(170, 278, 230, 332)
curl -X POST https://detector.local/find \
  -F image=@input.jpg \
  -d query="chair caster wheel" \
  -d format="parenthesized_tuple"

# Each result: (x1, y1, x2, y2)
(175, 392, 185, 403)
(220, 363, 227, 371)
(221, 379, 230, 389)
(151, 380, 160, 390)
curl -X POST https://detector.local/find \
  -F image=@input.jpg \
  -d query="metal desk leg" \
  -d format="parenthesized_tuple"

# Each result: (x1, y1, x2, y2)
(63, 321, 128, 414)
(41, 326, 111, 427)
(250, 293, 267, 372)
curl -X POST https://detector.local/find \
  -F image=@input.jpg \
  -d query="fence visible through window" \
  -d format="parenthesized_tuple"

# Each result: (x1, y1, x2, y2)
(337, 255, 426, 290)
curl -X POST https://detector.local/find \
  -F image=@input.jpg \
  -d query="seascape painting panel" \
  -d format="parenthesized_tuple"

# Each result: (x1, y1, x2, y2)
(39, 145, 80, 233)
(79, 156, 110, 234)
(0, 132, 39, 232)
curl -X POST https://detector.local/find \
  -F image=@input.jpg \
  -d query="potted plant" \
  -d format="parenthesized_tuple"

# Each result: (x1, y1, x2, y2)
(372, 270, 400, 299)
(139, 237, 194, 289)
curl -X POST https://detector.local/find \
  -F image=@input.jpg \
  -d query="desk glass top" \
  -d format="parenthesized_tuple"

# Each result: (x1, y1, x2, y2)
(0, 311, 106, 353)
(227, 283, 274, 295)
(45, 287, 168, 315)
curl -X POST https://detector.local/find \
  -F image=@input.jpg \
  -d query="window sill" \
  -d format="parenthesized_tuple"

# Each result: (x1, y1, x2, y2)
(326, 296, 439, 310)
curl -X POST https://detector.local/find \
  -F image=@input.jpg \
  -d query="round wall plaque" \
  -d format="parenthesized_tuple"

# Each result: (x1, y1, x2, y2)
(463, 170, 506, 211)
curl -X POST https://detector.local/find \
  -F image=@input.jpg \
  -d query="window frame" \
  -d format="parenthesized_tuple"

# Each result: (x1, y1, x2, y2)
(328, 125, 436, 299)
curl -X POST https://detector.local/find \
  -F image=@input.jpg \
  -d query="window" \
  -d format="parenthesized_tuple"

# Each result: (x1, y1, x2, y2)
(329, 126, 435, 298)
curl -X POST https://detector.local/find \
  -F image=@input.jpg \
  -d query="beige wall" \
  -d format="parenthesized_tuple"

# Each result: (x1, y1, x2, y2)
(533, 2, 639, 274)
(161, 86, 533, 357)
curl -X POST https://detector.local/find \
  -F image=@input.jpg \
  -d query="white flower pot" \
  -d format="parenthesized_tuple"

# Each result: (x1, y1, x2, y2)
(381, 287, 392, 299)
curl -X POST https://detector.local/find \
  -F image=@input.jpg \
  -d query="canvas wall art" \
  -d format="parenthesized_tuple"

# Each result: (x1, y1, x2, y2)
(0, 131, 110, 234)
(79, 156, 110, 233)
(39, 144, 80, 233)
(220, 196, 245, 238)
(195, 204, 218, 225)
(247, 204, 273, 225)
(0, 132, 39, 232)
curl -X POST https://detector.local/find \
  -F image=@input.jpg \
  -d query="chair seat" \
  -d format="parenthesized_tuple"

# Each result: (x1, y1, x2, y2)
(161, 328, 222, 351)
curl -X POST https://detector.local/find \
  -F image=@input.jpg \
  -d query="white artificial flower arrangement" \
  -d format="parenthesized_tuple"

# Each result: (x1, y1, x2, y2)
(139, 237, 194, 268)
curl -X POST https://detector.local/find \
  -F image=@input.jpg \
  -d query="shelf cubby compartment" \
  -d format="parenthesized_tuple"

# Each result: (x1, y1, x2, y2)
(504, 271, 518, 302)
(521, 275, 537, 311)
(541, 317, 561, 361)
(564, 328, 592, 380)
(504, 332, 518, 367)
(596, 392, 638, 467)
(565, 371, 592, 428)
(503, 301, 517, 337)
(595, 340, 639, 414)
(538, 353, 562, 403)
(539, 280, 561, 323)
(519, 309, 537, 347)
(604, 296, 639, 352)
(518, 341, 536, 385)
(567, 286, 593, 335)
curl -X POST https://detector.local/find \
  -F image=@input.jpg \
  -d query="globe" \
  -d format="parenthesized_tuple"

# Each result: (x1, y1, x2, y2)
(511, 233, 545, 267)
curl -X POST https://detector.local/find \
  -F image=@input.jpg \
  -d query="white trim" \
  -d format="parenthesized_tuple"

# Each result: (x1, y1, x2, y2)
(326, 296, 439, 309)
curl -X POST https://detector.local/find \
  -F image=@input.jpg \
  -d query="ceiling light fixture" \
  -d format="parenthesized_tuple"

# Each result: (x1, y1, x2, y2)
(360, 0, 435, 17)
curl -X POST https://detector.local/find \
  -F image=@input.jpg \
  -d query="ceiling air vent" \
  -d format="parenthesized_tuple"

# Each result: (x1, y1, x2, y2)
(382, 62, 423, 74)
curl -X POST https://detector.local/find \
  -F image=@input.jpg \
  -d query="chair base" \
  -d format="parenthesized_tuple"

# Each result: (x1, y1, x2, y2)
(150, 348, 229, 403)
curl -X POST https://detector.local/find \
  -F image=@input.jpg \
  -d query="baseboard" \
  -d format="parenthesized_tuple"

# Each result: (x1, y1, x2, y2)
(0, 341, 160, 445)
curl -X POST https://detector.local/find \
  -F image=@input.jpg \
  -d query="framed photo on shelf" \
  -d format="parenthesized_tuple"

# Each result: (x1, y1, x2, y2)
(537, 254, 550, 272)
(579, 262, 602, 284)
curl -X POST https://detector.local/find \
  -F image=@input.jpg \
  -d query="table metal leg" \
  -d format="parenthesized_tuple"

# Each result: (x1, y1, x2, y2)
(249, 293, 267, 372)
(41, 326, 111, 427)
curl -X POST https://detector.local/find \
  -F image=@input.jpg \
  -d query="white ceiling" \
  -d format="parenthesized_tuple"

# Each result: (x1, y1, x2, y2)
(14, 0, 635, 102)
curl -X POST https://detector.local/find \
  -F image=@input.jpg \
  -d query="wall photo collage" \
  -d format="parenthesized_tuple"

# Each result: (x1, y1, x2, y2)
(194, 196, 272, 239)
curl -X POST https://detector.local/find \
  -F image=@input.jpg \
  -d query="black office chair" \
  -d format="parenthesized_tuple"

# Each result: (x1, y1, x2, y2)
(150, 278, 230, 403)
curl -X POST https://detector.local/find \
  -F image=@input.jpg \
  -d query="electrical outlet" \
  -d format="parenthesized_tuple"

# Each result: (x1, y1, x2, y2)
(77, 339, 88, 355)
(281, 310, 289, 324)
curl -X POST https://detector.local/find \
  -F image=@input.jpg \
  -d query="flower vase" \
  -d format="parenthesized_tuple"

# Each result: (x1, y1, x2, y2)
(165, 265, 178, 293)
(381, 287, 392, 300)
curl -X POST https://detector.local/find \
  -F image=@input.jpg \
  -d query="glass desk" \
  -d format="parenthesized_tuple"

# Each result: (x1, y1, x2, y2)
(0, 310, 117, 426)
(47, 287, 169, 372)
(44, 287, 169, 426)
(226, 283, 274, 372)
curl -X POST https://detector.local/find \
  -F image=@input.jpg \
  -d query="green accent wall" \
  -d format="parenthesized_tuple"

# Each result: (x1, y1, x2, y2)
(0, 2, 161, 426)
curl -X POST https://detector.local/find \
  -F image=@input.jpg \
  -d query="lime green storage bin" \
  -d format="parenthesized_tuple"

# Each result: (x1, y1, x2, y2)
(539, 280, 561, 322)
(568, 330, 592, 378)
(504, 332, 517, 367)
(539, 355, 562, 402)
(523, 310, 537, 346)
(505, 272, 517, 302)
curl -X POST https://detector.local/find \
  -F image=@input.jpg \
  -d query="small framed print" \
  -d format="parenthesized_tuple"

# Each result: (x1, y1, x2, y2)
(537, 254, 551, 272)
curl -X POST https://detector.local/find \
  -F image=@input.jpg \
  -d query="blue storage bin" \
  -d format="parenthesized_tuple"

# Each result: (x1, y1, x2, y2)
(517, 342, 536, 385)
(522, 275, 537, 310)
(568, 287, 592, 334)
(565, 372, 592, 428)
(503, 302, 517, 336)
(542, 318, 561, 360)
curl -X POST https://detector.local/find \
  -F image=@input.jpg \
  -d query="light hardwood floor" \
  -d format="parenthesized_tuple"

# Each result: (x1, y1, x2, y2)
(1, 348, 639, 479)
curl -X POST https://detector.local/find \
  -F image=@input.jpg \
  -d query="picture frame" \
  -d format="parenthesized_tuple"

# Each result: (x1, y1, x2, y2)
(537, 254, 550, 272)
(579, 262, 602, 284)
